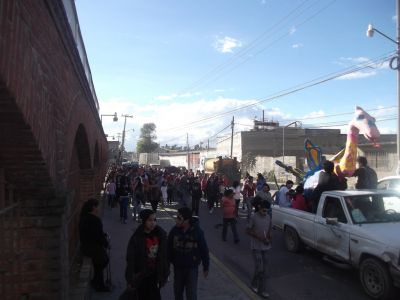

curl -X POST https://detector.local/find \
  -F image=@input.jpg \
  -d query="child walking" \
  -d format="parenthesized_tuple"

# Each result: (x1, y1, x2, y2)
(246, 199, 272, 298)
(221, 189, 240, 243)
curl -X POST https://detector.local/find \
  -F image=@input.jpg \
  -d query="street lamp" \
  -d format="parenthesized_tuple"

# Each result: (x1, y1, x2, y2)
(366, 2, 400, 174)
(119, 114, 133, 165)
(282, 121, 302, 165)
(100, 112, 118, 123)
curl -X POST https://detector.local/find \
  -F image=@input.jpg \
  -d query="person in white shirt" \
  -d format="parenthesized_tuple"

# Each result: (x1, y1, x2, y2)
(232, 180, 242, 217)
(278, 180, 294, 208)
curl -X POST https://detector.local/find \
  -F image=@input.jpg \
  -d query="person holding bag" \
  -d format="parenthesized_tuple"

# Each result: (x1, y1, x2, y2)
(125, 209, 169, 300)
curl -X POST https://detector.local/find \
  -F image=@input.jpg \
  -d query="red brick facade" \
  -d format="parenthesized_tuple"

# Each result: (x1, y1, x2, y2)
(0, 1, 108, 299)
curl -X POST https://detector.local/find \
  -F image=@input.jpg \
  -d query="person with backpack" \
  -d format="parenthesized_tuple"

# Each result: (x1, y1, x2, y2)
(353, 156, 378, 189)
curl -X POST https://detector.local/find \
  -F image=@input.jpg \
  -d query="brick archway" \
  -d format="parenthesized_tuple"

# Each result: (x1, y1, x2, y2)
(0, 0, 109, 298)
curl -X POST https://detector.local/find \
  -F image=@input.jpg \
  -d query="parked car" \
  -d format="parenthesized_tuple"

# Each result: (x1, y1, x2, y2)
(378, 176, 400, 191)
(272, 190, 400, 300)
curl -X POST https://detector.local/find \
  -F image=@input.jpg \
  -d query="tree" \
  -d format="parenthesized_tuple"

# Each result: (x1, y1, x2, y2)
(136, 123, 159, 154)
(241, 152, 257, 176)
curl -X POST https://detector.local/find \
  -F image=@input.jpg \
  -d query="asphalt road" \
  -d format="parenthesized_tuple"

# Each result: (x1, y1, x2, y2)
(95, 196, 399, 300)
(194, 198, 371, 300)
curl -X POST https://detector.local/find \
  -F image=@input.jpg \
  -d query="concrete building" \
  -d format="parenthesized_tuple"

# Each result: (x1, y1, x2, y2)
(217, 125, 396, 180)
(157, 148, 217, 171)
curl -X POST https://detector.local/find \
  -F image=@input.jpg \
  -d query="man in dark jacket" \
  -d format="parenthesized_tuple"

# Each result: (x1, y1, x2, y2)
(79, 198, 110, 292)
(168, 207, 209, 300)
(311, 161, 343, 213)
(354, 156, 378, 189)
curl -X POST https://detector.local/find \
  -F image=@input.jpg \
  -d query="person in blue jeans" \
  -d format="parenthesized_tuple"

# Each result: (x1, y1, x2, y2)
(119, 188, 130, 224)
(167, 207, 209, 300)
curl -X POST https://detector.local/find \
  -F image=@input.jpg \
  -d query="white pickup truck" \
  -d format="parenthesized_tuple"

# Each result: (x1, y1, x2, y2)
(272, 189, 400, 300)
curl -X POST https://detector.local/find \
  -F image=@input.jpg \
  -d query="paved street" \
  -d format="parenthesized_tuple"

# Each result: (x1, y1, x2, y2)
(90, 195, 380, 300)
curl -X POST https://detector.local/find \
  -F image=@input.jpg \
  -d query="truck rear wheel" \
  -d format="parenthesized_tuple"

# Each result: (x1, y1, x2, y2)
(284, 226, 301, 252)
(359, 258, 394, 300)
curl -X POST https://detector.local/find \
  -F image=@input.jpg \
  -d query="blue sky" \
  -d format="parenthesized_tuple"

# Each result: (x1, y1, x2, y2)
(75, 0, 398, 152)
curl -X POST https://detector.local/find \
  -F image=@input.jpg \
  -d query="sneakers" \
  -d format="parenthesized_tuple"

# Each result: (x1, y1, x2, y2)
(250, 286, 258, 293)
(209, 208, 214, 214)
(261, 292, 270, 298)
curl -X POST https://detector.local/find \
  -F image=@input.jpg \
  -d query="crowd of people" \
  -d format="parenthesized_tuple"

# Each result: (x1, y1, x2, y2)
(274, 156, 378, 213)
(79, 155, 377, 299)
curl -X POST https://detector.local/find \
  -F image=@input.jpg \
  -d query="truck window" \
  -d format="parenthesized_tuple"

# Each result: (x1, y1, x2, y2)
(322, 196, 347, 224)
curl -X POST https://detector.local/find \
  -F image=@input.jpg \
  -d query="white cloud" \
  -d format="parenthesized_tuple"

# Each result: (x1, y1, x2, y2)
(336, 70, 377, 80)
(333, 56, 389, 79)
(154, 92, 201, 101)
(378, 127, 396, 134)
(302, 110, 325, 119)
(292, 43, 303, 49)
(214, 36, 242, 53)
(339, 56, 370, 64)
(289, 26, 297, 35)
(372, 105, 397, 118)
(100, 97, 291, 150)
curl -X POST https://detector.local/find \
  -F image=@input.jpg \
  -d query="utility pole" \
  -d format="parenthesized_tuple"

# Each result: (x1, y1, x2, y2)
(186, 133, 190, 170)
(230, 116, 234, 158)
(397, 0, 400, 174)
(119, 114, 133, 164)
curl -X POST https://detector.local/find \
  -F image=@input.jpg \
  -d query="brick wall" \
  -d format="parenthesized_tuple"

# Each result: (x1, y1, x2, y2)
(0, 0, 108, 299)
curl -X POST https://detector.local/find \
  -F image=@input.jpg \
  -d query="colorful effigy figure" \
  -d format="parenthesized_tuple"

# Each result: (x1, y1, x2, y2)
(303, 106, 380, 192)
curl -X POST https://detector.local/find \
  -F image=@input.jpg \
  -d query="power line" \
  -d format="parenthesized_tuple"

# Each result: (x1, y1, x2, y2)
(181, 0, 336, 95)
(160, 105, 396, 146)
(230, 106, 397, 129)
(187, 0, 337, 93)
(307, 116, 397, 128)
(179, 0, 319, 94)
(159, 51, 395, 133)
(284, 105, 397, 123)
(215, 116, 396, 147)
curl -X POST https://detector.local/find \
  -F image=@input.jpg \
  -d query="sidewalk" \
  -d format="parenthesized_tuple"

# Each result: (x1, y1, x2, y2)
(90, 198, 257, 300)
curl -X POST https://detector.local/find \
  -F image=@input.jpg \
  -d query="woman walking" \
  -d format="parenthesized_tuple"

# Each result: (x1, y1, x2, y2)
(125, 209, 169, 300)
